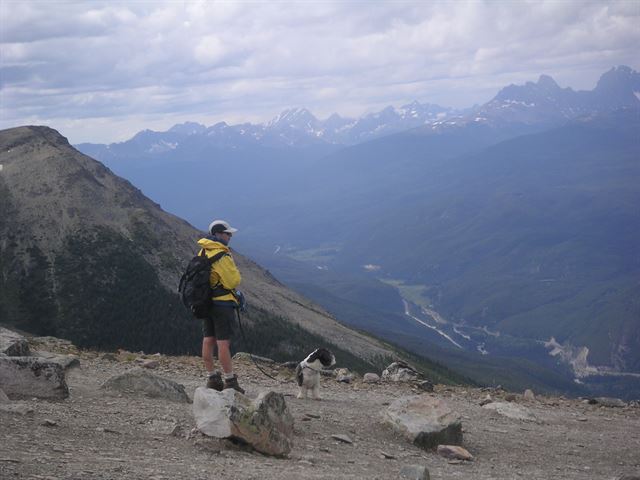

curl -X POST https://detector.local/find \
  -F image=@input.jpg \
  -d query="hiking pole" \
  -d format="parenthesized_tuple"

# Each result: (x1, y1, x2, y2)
(235, 309, 288, 383)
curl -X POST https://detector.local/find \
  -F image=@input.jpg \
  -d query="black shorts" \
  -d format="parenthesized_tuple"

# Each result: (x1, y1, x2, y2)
(202, 305, 236, 340)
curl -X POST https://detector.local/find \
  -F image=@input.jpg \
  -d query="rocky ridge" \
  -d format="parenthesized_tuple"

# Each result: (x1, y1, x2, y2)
(0, 125, 396, 363)
(1, 332, 639, 480)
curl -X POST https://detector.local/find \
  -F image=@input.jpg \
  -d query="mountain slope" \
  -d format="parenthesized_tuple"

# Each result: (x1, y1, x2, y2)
(0, 125, 411, 372)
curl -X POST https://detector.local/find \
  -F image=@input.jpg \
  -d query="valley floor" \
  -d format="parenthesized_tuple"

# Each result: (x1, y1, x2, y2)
(1, 340, 639, 480)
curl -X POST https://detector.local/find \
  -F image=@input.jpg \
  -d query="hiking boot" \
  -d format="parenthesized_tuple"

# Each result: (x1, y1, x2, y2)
(206, 371, 224, 391)
(223, 375, 245, 394)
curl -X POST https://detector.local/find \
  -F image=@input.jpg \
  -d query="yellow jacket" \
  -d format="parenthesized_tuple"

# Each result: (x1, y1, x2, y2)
(197, 237, 241, 305)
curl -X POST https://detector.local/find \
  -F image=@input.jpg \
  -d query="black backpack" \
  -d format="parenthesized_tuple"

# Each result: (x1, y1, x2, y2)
(178, 250, 228, 319)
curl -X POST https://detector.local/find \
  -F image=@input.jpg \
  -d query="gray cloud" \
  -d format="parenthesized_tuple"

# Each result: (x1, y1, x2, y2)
(1, 0, 638, 143)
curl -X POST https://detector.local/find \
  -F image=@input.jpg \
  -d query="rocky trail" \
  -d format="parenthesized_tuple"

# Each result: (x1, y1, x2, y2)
(1, 335, 639, 480)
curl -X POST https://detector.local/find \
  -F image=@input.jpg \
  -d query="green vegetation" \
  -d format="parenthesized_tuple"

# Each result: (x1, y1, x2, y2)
(53, 226, 202, 354)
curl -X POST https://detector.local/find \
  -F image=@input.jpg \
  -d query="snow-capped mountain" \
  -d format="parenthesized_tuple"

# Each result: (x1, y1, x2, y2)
(76, 66, 638, 160)
(473, 65, 640, 126)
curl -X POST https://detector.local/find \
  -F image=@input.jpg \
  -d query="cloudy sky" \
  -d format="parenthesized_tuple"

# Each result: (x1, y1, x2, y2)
(1, 0, 638, 143)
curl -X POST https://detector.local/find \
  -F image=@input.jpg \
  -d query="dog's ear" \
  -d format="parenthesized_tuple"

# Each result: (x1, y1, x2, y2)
(307, 348, 321, 363)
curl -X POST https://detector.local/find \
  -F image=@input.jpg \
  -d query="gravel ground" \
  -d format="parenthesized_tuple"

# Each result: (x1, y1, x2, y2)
(1, 343, 639, 480)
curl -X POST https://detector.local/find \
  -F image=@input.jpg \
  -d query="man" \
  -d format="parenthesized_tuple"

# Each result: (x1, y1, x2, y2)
(197, 219, 244, 394)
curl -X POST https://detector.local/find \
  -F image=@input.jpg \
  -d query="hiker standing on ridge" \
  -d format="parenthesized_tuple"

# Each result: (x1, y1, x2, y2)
(197, 219, 245, 394)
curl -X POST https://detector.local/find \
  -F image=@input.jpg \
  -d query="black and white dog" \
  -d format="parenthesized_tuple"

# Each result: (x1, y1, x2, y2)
(295, 348, 336, 400)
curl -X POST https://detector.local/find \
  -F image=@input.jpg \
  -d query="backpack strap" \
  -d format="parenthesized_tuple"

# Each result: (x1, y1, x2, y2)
(205, 251, 233, 297)
(207, 251, 228, 264)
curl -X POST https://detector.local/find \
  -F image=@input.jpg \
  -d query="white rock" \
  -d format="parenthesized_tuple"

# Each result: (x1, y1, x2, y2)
(384, 395, 462, 450)
(0, 356, 68, 400)
(35, 351, 80, 370)
(382, 362, 420, 382)
(101, 368, 189, 403)
(523, 389, 536, 401)
(0, 328, 30, 356)
(363, 373, 380, 383)
(193, 387, 294, 457)
(482, 401, 537, 421)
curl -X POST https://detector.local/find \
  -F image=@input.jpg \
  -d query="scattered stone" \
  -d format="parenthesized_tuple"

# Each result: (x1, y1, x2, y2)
(233, 352, 276, 364)
(523, 389, 536, 401)
(399, 464, 430, 480)
(437, 444, 474, 461)
(0, 328, 30, 356)
(331, 434, 353, 444)
(101, 353, 118, 362)
(0, 356, 68, 400)
(0, 403, 34, 415)
(482, 402, 537, 422)
(0, 389, 9, 404)
(299, 454, 316, 464)
(41, 419, 57, 427)
(335, 368, 353, 383)
(505, 393, 517, 402)
(193, 387, 294, 457)
(417, 380, 434, 392)
(380, 451, 396, 459)
(363, 373, 380, 383)
(140, 359, 159, 369)
(577, 417, 588, 422)
(479, 394, 493, 406)
(101, 368, 190, 403)
(593, 397, 627, 408)
(304, 413, 321, 419)
(382, 361, 420, 382)
(384, 395, 462, 450)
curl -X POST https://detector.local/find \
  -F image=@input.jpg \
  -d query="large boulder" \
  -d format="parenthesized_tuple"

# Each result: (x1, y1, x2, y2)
(384, 395, 462, 450)
(101, 368, 190, 403)
(0, 328, 30, 356)
(382, 361, 420, 382)
(36, 351, 80, 370)
(0, 356, 68, 400)
(193, 387, 294, 457)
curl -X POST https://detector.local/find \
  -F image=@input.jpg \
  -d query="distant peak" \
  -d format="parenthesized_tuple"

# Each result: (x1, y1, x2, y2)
(595, 65, 640, 94)
(168, 122, 207, 135)
(537, 74, 559, 89)
(267, 107, 318, 127)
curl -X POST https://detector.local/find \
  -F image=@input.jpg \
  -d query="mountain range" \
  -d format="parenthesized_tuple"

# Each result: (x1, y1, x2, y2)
(78, 65, 639, 159)
(66, 65, 640, 398)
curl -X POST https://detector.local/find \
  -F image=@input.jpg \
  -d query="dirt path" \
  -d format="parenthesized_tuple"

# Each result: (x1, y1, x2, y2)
(1, 346, 639, 480)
